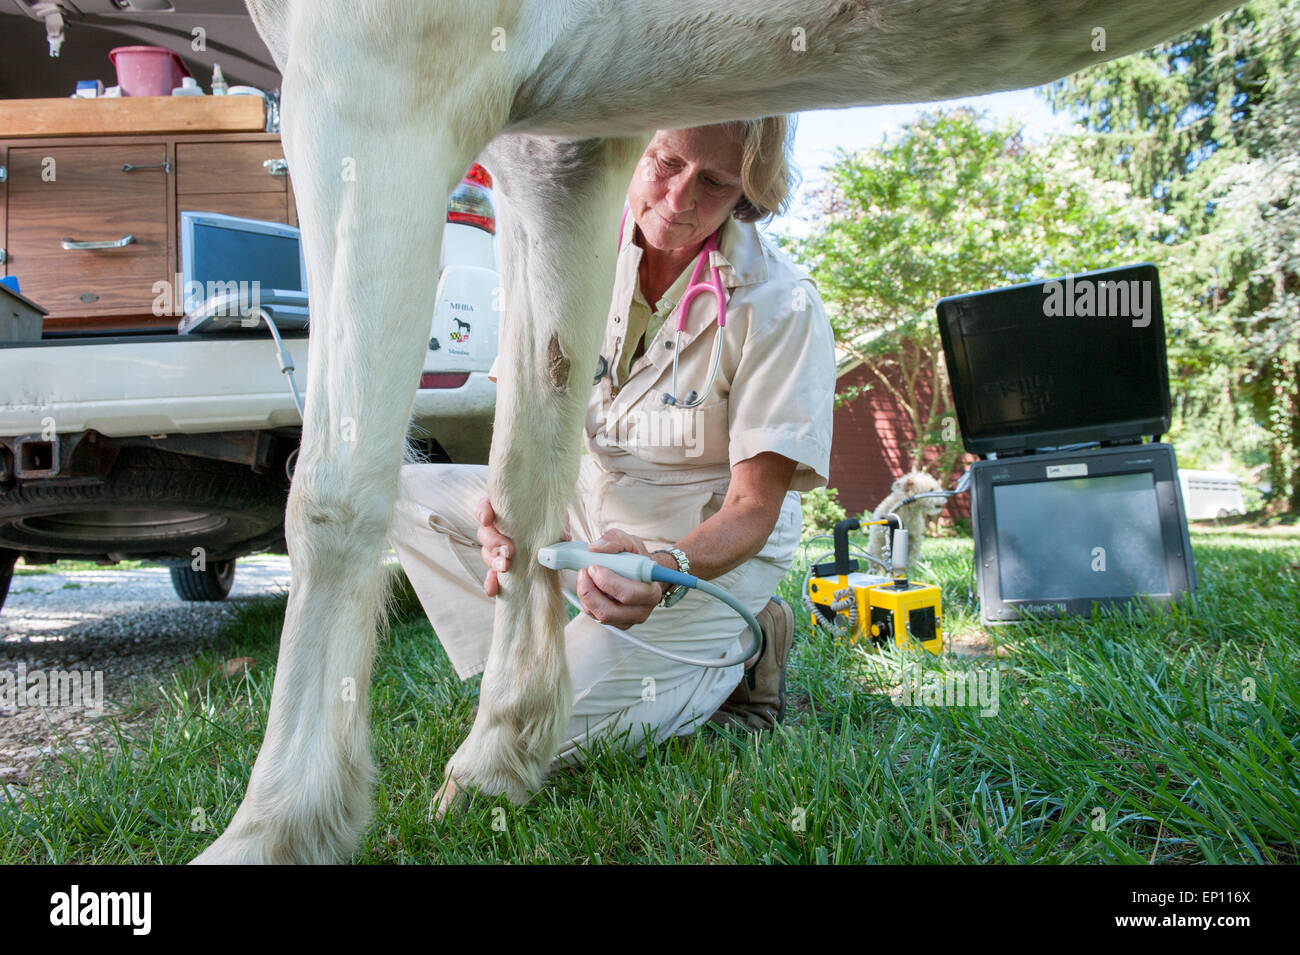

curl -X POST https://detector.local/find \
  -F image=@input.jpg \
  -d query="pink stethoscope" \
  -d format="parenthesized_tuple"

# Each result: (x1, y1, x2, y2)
(610, 207, 728, 408)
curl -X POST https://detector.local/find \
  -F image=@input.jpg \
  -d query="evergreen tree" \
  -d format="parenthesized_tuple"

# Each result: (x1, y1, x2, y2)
(1047, 0, 1299, 508)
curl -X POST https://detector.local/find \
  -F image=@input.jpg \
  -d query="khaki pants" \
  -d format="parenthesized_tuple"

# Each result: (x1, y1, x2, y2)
(386, 461, 798, 769)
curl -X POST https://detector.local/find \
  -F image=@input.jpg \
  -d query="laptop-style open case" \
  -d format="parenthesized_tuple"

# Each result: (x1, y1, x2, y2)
(936, 264, 1196, 624)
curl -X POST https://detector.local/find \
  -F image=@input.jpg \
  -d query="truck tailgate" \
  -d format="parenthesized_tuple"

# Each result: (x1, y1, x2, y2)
(0, 334, 309, 436)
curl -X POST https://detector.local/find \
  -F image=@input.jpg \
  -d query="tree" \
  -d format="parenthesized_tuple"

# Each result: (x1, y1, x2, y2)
(1046, 0, 1300, 508)
(780, 108, 1165, 480)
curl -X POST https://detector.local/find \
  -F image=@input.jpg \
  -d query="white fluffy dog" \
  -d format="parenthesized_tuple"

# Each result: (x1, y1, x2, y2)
(866, 472, 947, 572)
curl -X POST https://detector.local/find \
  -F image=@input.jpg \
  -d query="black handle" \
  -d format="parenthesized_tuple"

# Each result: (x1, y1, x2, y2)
(833, 513, 902, 576)
(831, 518, 859, 575)
(813, 514, 902, 579)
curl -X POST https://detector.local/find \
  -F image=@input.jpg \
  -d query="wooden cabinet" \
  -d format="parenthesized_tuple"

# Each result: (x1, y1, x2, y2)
(175, 141, 289, 194)
(6, 144, 170, 317)
(0, 129, 296, 333)
(175, 140, 294, 234)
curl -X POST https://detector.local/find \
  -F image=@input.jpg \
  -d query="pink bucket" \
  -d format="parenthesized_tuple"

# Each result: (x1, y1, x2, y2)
(108, 46, 193, 97)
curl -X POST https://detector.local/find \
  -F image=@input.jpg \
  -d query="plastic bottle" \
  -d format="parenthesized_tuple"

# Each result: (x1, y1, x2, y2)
(171, 76, 204, 96)
(211, 64, 228, 95)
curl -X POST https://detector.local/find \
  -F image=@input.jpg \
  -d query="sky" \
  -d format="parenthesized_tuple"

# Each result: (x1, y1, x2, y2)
(487, 85, 1079, 248)
(771, 84, 1077, 237)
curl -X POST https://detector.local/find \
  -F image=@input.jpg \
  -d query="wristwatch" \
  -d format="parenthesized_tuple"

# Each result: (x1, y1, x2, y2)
(652, 546, 690, 608)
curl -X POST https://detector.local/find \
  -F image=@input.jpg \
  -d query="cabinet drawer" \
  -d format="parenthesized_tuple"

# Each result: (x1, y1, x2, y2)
(5, 144, 169, 315)
(176, 141, 288, 194)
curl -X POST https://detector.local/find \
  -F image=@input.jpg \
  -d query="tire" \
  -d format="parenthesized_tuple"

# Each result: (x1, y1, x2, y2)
(0, 447, 288, 563)
(0, 548, 16, 613)
(170, 559, 236, 601)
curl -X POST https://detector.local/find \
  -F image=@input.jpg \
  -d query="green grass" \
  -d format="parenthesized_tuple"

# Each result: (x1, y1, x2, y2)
(2, 531, 1297, 863)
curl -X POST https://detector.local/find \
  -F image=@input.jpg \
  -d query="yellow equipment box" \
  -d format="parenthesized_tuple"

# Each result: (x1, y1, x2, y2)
(806, 516, 943, 655)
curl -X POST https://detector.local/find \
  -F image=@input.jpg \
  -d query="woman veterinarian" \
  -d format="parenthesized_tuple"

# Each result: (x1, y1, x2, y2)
(388, 118, 835, 767)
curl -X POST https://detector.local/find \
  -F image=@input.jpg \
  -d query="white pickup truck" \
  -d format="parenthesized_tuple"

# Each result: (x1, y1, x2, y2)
(0, 168, 500, 611)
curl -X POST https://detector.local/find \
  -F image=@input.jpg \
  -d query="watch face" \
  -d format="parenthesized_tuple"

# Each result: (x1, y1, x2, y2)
(662, 584, 687, 608)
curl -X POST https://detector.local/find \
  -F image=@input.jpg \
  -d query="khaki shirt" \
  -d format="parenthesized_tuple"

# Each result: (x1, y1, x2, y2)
(490, 213, 836, 558)
(615, 249, 691, 386)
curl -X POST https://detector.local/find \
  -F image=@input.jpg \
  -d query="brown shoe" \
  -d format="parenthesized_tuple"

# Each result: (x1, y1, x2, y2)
(707, 596, 795, 732)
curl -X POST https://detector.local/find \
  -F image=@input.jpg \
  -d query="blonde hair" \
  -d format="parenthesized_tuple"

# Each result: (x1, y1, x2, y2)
(725, 115, 798, 223)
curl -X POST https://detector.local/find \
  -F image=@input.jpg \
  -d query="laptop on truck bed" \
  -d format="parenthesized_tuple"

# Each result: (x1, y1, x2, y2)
(177, 211, 310, 335)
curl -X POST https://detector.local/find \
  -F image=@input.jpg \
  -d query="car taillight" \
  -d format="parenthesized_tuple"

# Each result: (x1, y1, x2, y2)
(463, 163, 492, 189)
(447, 163, 495, 234)
(419, 372, 470, 389)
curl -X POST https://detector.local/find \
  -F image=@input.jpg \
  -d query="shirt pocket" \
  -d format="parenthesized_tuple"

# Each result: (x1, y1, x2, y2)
(626, 395, 729, 468)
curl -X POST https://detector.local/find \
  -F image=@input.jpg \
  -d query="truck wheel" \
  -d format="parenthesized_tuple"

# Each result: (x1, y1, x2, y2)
(0, 548, 16, 613)
(0, 447, 287, 563)
(170, 559, 236, 601)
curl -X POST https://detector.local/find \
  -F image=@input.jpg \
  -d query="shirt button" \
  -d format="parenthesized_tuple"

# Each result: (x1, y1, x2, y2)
(614, 315, 622, 323)
(664, 341, 673, 349)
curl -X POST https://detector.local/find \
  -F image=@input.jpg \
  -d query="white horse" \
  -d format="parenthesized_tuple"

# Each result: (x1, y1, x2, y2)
(194, 0, 1233, 863)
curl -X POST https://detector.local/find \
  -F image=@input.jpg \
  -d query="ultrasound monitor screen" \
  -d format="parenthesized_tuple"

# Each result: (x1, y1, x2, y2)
(993, 472, 1170, 601)
(192, 223, 303, 293)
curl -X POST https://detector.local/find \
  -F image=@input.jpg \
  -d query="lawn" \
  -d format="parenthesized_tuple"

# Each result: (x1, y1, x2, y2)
(2, 530, 1297, 864)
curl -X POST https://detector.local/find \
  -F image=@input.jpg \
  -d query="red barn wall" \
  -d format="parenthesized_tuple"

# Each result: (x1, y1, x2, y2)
(826, 354, 971, 522)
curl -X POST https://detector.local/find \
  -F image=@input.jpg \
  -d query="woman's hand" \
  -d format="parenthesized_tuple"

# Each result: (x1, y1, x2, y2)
(475, 496, 515, 597)
(581, 529, 674, 630)
(475, 500, 670, 627)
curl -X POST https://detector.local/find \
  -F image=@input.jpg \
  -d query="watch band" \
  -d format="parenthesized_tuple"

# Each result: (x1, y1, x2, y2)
(652, 546, 690, 608)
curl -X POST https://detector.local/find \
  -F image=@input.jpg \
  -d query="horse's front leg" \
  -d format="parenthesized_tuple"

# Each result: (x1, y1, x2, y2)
(191, 45, 485, 863)
(437, 135, 647, 812)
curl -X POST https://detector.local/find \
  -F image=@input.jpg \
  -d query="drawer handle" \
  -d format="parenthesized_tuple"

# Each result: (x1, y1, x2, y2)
(62, 235, 135, 250)
(121, 161, 171, 173)
(264, 158, 288, 176)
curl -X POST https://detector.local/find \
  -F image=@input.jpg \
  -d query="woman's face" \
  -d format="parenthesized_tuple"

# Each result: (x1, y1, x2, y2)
(628, 127, 745, 255)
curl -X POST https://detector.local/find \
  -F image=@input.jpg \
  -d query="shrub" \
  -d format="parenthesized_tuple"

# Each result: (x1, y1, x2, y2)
(800, 486, 847, 540)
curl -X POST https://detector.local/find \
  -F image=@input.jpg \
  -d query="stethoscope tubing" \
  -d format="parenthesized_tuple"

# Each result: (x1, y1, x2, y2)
(606, 207, 729, 407)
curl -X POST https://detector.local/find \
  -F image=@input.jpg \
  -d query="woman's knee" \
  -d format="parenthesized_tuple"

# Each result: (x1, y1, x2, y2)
(397, 463, 488, 518)
(399, 461, 486, 495)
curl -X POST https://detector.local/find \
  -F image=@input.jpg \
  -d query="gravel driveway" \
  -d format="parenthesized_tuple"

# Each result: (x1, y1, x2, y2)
(0, 556, 293, 803)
